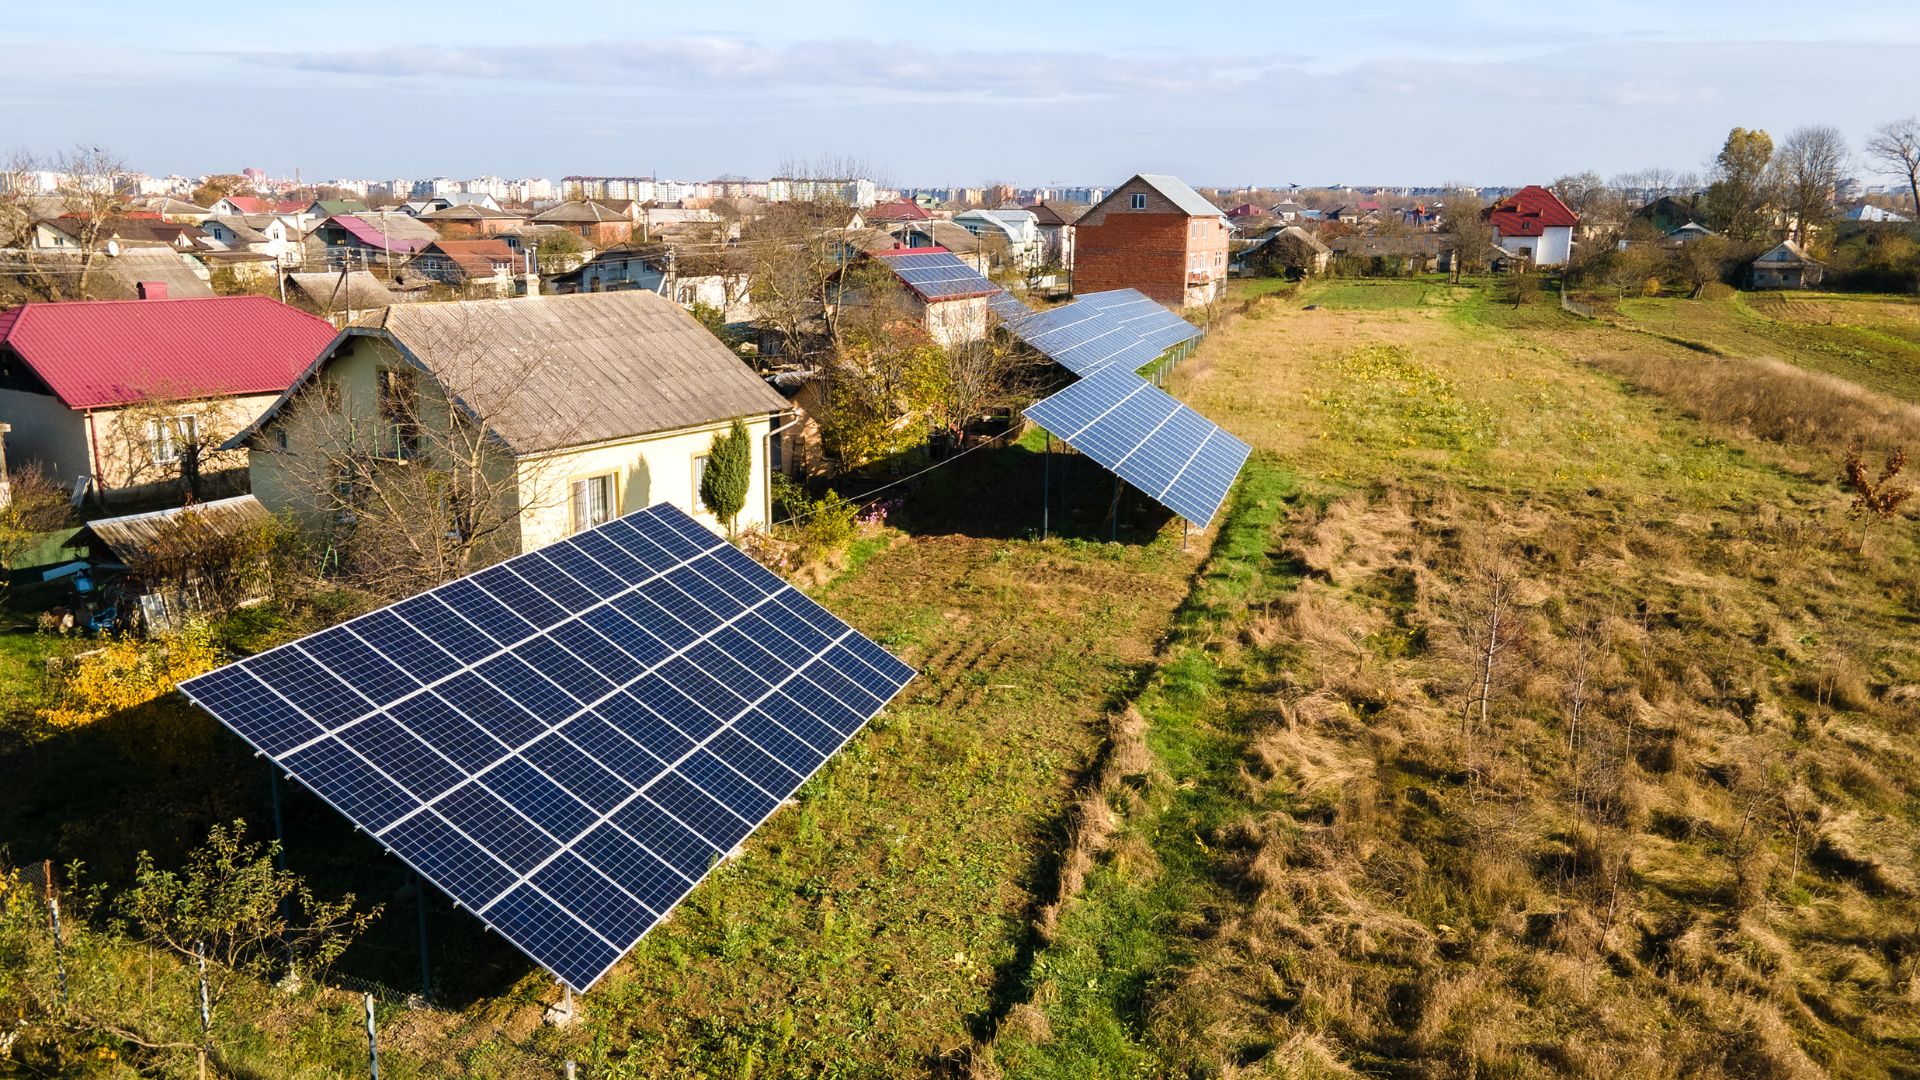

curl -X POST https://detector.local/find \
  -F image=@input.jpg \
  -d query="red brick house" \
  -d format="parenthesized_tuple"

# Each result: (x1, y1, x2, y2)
(1071, 174, 1229, 307)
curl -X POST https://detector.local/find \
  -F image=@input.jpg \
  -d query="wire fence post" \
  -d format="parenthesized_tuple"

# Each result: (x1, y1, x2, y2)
(364, 992, 380, 1080)
(195, 942, 212, 1080)
(42, 860, 68, 1009)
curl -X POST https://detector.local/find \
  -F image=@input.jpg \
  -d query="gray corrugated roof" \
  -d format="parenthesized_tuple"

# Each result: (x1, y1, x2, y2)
(286, 270, 402, 314)
(84, 495, 268, 566)
(366, 292, 787, 453)
(1135, 174, 1225, 218)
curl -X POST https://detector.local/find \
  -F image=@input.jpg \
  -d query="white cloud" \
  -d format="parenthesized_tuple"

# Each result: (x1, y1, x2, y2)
(232, 37, 1305, 102)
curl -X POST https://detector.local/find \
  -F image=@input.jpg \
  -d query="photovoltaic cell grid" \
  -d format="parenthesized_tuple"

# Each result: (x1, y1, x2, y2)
(1006, 289, 1201, 377)
(1026, 365, 1251, 528)
(177, 504, 915, 993)
(876, 250, 1003, 302)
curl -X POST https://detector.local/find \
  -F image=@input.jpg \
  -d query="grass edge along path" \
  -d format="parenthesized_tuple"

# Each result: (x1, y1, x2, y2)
(966, 457, 1300, 1078)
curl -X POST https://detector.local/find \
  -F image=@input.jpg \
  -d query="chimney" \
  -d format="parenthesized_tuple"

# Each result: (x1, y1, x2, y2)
(136, 281, 168, 300)
(520, 246, 540, 297)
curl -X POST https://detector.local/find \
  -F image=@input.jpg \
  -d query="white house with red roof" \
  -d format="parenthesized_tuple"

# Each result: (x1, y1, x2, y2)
(1487, 185, 1579, 267)
(0, 293, 337, 501)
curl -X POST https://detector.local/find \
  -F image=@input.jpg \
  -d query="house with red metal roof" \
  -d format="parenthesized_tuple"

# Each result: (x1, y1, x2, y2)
(312, 213, 443, 270)
(1487, 185, 1579, 267)
(0, 293, 337, 501)
(210, 195, 271, 216)
(865, 200, 930, 225)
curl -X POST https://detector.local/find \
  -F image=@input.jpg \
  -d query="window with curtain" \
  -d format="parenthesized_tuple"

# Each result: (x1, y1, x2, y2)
(571, 473, 615, 533)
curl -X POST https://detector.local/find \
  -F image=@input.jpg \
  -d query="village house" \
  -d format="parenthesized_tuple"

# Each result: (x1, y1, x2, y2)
(884, 220, 991, 273)
(1025, 201, 1082, 271)
(531, 201, 636, 246)
(861, 246, 999, 347)
(209, 196, 271, 216)
(1749, 240, 1825, 289)
(1487, 185, 1579, 267)
(410, 239, 521, 295)
(312, 213, 442, 270)
(865, 200, 930, 226)
(0, 292, 337, 501)
(1072, 174, 1230, 307)
(200, 214, 304, 267)
(953, 208, 1044, 270)
(284, 270, 406, 320)
(549, 244, 754, 320)
(1236, 225, 1331, 278)
(233, 290, 790, 553)
(420, 203, 528, 237)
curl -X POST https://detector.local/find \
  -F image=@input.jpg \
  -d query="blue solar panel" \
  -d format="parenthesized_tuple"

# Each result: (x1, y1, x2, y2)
(1005, 289, 1201, 377)
(877, 249, 1009, 303)
(178, 503, 915, 993)
(1026, 366, 1251, 528)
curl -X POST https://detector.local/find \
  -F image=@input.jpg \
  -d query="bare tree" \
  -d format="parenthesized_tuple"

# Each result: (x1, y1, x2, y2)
(1865, 116, 1920, 216)
(934, 322, 1033, 448)
(1842, 445, 1912, 553)
(1451, 547, 1529, 784)
(1775, 125, 1850, 249)
(1440, 189, 1492, 282)
(51, 145, 128, 300)
(98, 392, 248, 501)
(268, 314, 582, 594)
(745, 198, 858, 365)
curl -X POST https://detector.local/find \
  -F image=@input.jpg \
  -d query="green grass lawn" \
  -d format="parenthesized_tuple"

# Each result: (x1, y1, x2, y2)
(1306, 278, 1453, 310)
(1611, 291, 1920, 403)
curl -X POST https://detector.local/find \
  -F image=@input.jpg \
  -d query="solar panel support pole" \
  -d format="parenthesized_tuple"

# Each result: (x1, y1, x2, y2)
(267, 767, 286, 870)
(1041, 432, 1050, 540)
(1110, 474, 1121, 542)
(414, 872, 431, 999)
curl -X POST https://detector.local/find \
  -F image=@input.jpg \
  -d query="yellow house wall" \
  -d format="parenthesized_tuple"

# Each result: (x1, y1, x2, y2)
(515, 414, 774, 553)
(250, 333, 775, 557)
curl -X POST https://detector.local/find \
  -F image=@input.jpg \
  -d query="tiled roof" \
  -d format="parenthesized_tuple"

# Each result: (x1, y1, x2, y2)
(0, 295, 336, 409)
(1487, 185, 1579, 237)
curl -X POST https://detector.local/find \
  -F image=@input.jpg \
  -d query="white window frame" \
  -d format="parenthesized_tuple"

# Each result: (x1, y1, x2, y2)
(691, 453, 710, 515)
(570, 472, 617, 534)
(146, 414, 199, 465)
(1129, 193, 1148, 210)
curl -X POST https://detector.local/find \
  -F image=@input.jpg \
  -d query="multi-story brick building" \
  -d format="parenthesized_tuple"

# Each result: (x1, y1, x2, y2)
(1071, 174, 1229, 308)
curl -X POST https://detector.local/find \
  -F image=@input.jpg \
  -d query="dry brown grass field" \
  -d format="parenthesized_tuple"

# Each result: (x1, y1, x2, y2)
(981, 280, 1920, 1078)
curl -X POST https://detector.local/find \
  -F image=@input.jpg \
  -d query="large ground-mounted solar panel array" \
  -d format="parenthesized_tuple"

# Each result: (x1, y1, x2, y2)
(1026, 366, 1252, 527)
(178, 504, 915, 992)
(1013, 290, 1244, 526)
(1005, 289, 1202, 377)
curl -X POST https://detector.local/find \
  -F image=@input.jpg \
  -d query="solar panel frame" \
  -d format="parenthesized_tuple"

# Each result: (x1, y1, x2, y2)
(178, 503, 915, 993)
(1026, 366, 1252, 529)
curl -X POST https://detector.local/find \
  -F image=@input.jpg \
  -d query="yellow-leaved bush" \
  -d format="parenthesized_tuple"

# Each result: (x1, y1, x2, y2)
(38, 623, 220, 730)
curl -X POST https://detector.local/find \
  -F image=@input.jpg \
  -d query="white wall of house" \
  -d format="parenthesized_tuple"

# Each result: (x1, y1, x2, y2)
(1496, 226, 1572, 266)
(920, 295, 990, 347)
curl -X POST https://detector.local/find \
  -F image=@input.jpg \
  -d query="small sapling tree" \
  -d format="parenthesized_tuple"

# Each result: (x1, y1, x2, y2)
(700, 417, 753, 538)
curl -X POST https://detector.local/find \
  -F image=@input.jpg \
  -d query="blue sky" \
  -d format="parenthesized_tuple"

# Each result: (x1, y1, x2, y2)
(6, 1, 1919, 187)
